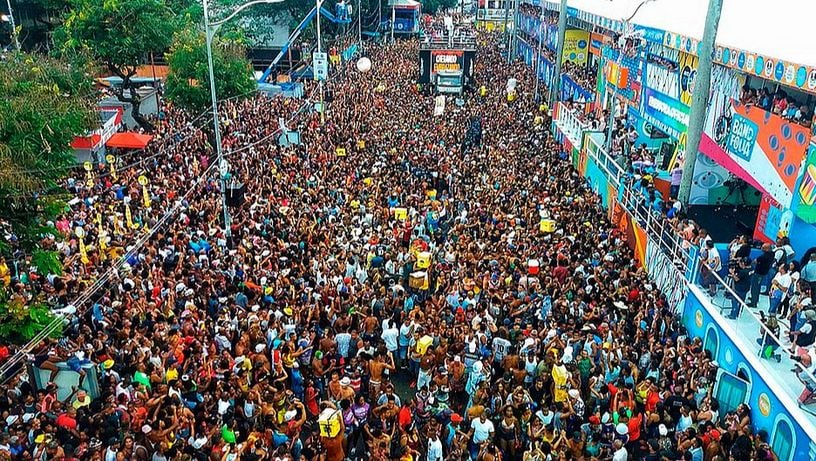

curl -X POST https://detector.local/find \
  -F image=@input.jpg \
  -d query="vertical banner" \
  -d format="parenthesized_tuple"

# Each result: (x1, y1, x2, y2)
(792, 144, 816, 223)
(562, 29, 590, 65)
(645, 43, 680, 99)
(678, 51, 699, 106)
(754, 194, 794, 243)
(313, 52, 328, 81)
(433, 95, 446, 117)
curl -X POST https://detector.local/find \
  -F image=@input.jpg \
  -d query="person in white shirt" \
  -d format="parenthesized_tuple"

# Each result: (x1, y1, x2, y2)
(468, 412, 495, 460)
(612, 439, 628, 461)
(426, 431, 443, 461)
(381, 320, 399, 356)
(769, 264, 792, 315)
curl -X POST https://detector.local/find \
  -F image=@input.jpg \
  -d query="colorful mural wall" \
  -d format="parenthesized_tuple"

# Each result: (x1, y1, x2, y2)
(683, 285, 816, 461)
(791, 143, 816, 224)
(700, 99, 810, 208)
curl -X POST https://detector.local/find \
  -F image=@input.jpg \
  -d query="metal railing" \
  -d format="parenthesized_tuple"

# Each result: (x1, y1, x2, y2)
(553, 102, 589, 149)
(553, 102, 816, 417)
(695, 259, 816, 414)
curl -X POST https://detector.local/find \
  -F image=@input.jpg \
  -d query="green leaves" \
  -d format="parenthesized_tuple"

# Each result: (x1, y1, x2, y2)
(31, 249, 63, 276)
(0, 288, 60, 343)
(0, 52, 96, 252)
(58, 0, 177, 70)
(164, 27, 256, 113)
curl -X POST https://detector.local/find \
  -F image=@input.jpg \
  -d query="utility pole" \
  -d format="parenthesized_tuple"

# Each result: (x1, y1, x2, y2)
(549, 0, 567, 108)
(317, 0, 325, 124)
(202, 0, 231, 244)
(3, 0, 19, 50)
(507, 0, 519, 63)
(390, 2, 395, 42)
(533, 13, 543, 101)
(678, 0, 723, 204)
(358, 0, 362, 49)
(502, 0, 511, 45)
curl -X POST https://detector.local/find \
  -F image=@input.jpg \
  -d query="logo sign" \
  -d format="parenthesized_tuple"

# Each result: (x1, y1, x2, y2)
(758, 393, 771, 417)
(679, 52, 698, 106)
(431, 50, 463, 75)
(642, 88, 689, 139)
(562, 29, 590, 65)
(313, 52, 328, 81)
(725, 114, 758, 162)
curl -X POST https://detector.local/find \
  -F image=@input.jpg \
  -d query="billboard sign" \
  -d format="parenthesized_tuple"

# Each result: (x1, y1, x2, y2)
(642, 88, 689, 139)
(313, 52, 328, 81)
(431, 49, 464, 75)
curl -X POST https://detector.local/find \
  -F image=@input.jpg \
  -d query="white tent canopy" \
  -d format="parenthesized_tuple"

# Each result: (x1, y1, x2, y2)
(558, 0, 816, 67)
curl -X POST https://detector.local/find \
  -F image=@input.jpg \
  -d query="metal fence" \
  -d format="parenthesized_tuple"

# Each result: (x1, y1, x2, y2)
(555, 103, 816, 414)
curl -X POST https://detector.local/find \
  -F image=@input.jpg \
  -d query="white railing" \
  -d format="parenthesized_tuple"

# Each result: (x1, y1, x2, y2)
(554, 102, 589, 149)
(555, 104, 816, 420)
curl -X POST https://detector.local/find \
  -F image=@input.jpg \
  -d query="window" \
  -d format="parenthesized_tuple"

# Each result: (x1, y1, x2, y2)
(771, 416, 794, 461)
(714, 370, 749, 416)
(704, 326, 720, 358)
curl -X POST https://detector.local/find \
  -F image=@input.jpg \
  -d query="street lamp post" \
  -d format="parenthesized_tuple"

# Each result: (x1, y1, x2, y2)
(202, 0, 284, 244)
(2, 0, 19, 50)
(603, 0, 655, 152)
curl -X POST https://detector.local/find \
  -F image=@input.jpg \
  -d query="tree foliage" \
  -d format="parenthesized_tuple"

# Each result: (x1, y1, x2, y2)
(0, 51, 97, 251)
(165, 28, 256, 113)
(0, 51, 95, 344)
(55, 0, 179, 131)
(0, 287, 60, 343)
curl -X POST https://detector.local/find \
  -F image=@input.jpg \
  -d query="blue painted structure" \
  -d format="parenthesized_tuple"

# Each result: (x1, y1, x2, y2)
(258, 4, 352, 83)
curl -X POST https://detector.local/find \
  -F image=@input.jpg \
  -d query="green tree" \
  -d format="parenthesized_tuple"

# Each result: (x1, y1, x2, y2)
(0, 51, 96, 342)
(56, 0, 178, 131)
(164, 27, 256, 113)
(0, 51, 97, 249)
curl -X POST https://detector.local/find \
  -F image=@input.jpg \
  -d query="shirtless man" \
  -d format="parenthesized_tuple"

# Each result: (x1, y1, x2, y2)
(368, 348, 395, 399)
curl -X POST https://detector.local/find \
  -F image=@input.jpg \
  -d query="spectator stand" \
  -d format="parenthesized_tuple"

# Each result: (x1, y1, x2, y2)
(554, 102, 816, 434)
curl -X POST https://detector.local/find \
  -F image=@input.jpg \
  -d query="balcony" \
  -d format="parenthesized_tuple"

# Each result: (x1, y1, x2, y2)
(555, 102, 816, 448)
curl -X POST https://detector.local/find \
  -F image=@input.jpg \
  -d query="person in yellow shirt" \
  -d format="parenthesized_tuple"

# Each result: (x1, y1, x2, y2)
(0, 257, 9, 286)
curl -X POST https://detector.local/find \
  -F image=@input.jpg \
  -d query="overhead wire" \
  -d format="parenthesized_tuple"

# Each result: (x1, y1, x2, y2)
(0, 90, 320, 383)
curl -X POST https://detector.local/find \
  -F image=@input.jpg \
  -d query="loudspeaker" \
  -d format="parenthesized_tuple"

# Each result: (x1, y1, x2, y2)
(226, 182, 246, 208)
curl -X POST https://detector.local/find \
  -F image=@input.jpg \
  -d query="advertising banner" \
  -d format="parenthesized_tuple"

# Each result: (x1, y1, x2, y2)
(601, 46, 643, 109)
(546, 24, 557, 51)
(791, 144, 816, 223)
(678, 51, 698, 106)
(561, 74, 593, 103)
(589, 32, 610, 56)
(645, 43, 680, 99)
(562, 29, 590, 65)
(700, 99, 810, 207)
(642, 88, 689, 140)
(754, 193, 794, 243)
(431, 49, 464, 76)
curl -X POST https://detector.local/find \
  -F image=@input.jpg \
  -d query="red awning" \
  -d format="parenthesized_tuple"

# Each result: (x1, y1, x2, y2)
(105, 132, 153, 150)
(71, 134, 102, 150)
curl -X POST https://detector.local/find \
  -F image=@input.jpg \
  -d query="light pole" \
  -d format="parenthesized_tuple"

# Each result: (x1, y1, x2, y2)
(533, 12, 543, 101)
(678, 0, 723, 205)
(2, 0, 19, 50)
(203, 0, 285, 244)
(603, 0, 655, 152)
(358, 0, 362, 49)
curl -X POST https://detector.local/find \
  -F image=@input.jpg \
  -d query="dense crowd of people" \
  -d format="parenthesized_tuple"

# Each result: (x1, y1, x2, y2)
(0, 14, 788, 461)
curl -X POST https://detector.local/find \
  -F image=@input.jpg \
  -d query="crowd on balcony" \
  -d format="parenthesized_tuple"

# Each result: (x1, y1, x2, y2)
(740, 86, 812, 127)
